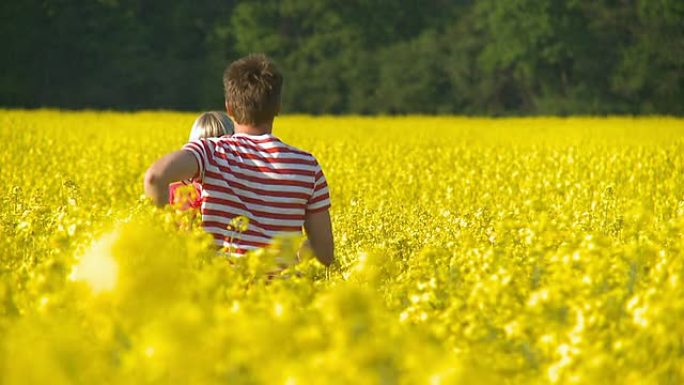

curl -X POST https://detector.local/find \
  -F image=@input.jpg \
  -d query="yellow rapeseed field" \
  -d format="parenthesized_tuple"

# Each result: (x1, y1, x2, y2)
(1, 110, 683, 384)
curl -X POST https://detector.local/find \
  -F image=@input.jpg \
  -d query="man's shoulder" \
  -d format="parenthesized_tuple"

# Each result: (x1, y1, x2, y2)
(278, 142, 322, 168)
(275, 140, 315, 159)
(231, 135, 317, 159)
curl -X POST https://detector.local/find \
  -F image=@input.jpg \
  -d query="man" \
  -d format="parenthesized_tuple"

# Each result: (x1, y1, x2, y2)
(144, 54, 334, 266)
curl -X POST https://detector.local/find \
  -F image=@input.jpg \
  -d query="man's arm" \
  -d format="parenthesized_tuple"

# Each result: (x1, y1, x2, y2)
(144, 150, 199, 207)
(303, 209, 334, 266)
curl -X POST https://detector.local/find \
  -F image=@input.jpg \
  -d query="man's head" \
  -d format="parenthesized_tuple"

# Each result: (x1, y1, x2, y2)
(223, 54, 283, 126)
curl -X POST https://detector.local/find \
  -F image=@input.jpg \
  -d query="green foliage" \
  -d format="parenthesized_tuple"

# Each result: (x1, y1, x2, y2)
(0, 0, 682, 114)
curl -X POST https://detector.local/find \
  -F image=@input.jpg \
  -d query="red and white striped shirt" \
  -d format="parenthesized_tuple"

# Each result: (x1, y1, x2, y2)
(182, 133, 330, 255)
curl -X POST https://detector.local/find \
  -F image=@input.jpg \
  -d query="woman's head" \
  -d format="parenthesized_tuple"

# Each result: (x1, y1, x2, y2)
(189, 111, 234, 141)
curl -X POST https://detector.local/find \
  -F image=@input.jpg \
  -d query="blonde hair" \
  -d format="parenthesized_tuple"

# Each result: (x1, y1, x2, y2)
(189, 111, 234, 141)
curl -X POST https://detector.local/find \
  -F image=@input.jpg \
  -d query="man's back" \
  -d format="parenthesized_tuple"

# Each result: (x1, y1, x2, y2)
(183, 133, 330, 254)
(144, 53, 334, 265)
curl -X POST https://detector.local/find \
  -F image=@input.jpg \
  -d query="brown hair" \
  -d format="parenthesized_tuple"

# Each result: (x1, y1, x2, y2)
(189, 111, 234, 140)
(223, 54, 283, 126)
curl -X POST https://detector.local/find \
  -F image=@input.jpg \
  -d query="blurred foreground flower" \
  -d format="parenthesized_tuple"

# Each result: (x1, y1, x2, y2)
(69, 231, 119, 294)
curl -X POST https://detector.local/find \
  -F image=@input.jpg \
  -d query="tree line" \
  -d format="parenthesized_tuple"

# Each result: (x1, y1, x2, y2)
(1, 0, 682, 115)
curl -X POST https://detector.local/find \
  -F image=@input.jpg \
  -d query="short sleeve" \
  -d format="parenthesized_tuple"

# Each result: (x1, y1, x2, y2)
(306, 162, 331, 214)
(182, 139, 211, 182)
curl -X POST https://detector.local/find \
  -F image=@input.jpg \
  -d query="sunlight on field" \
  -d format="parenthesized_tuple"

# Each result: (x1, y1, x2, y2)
(1, 110, 683, 384)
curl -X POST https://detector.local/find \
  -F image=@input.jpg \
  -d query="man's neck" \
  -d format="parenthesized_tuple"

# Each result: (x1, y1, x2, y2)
(233, 120, 273, 136)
